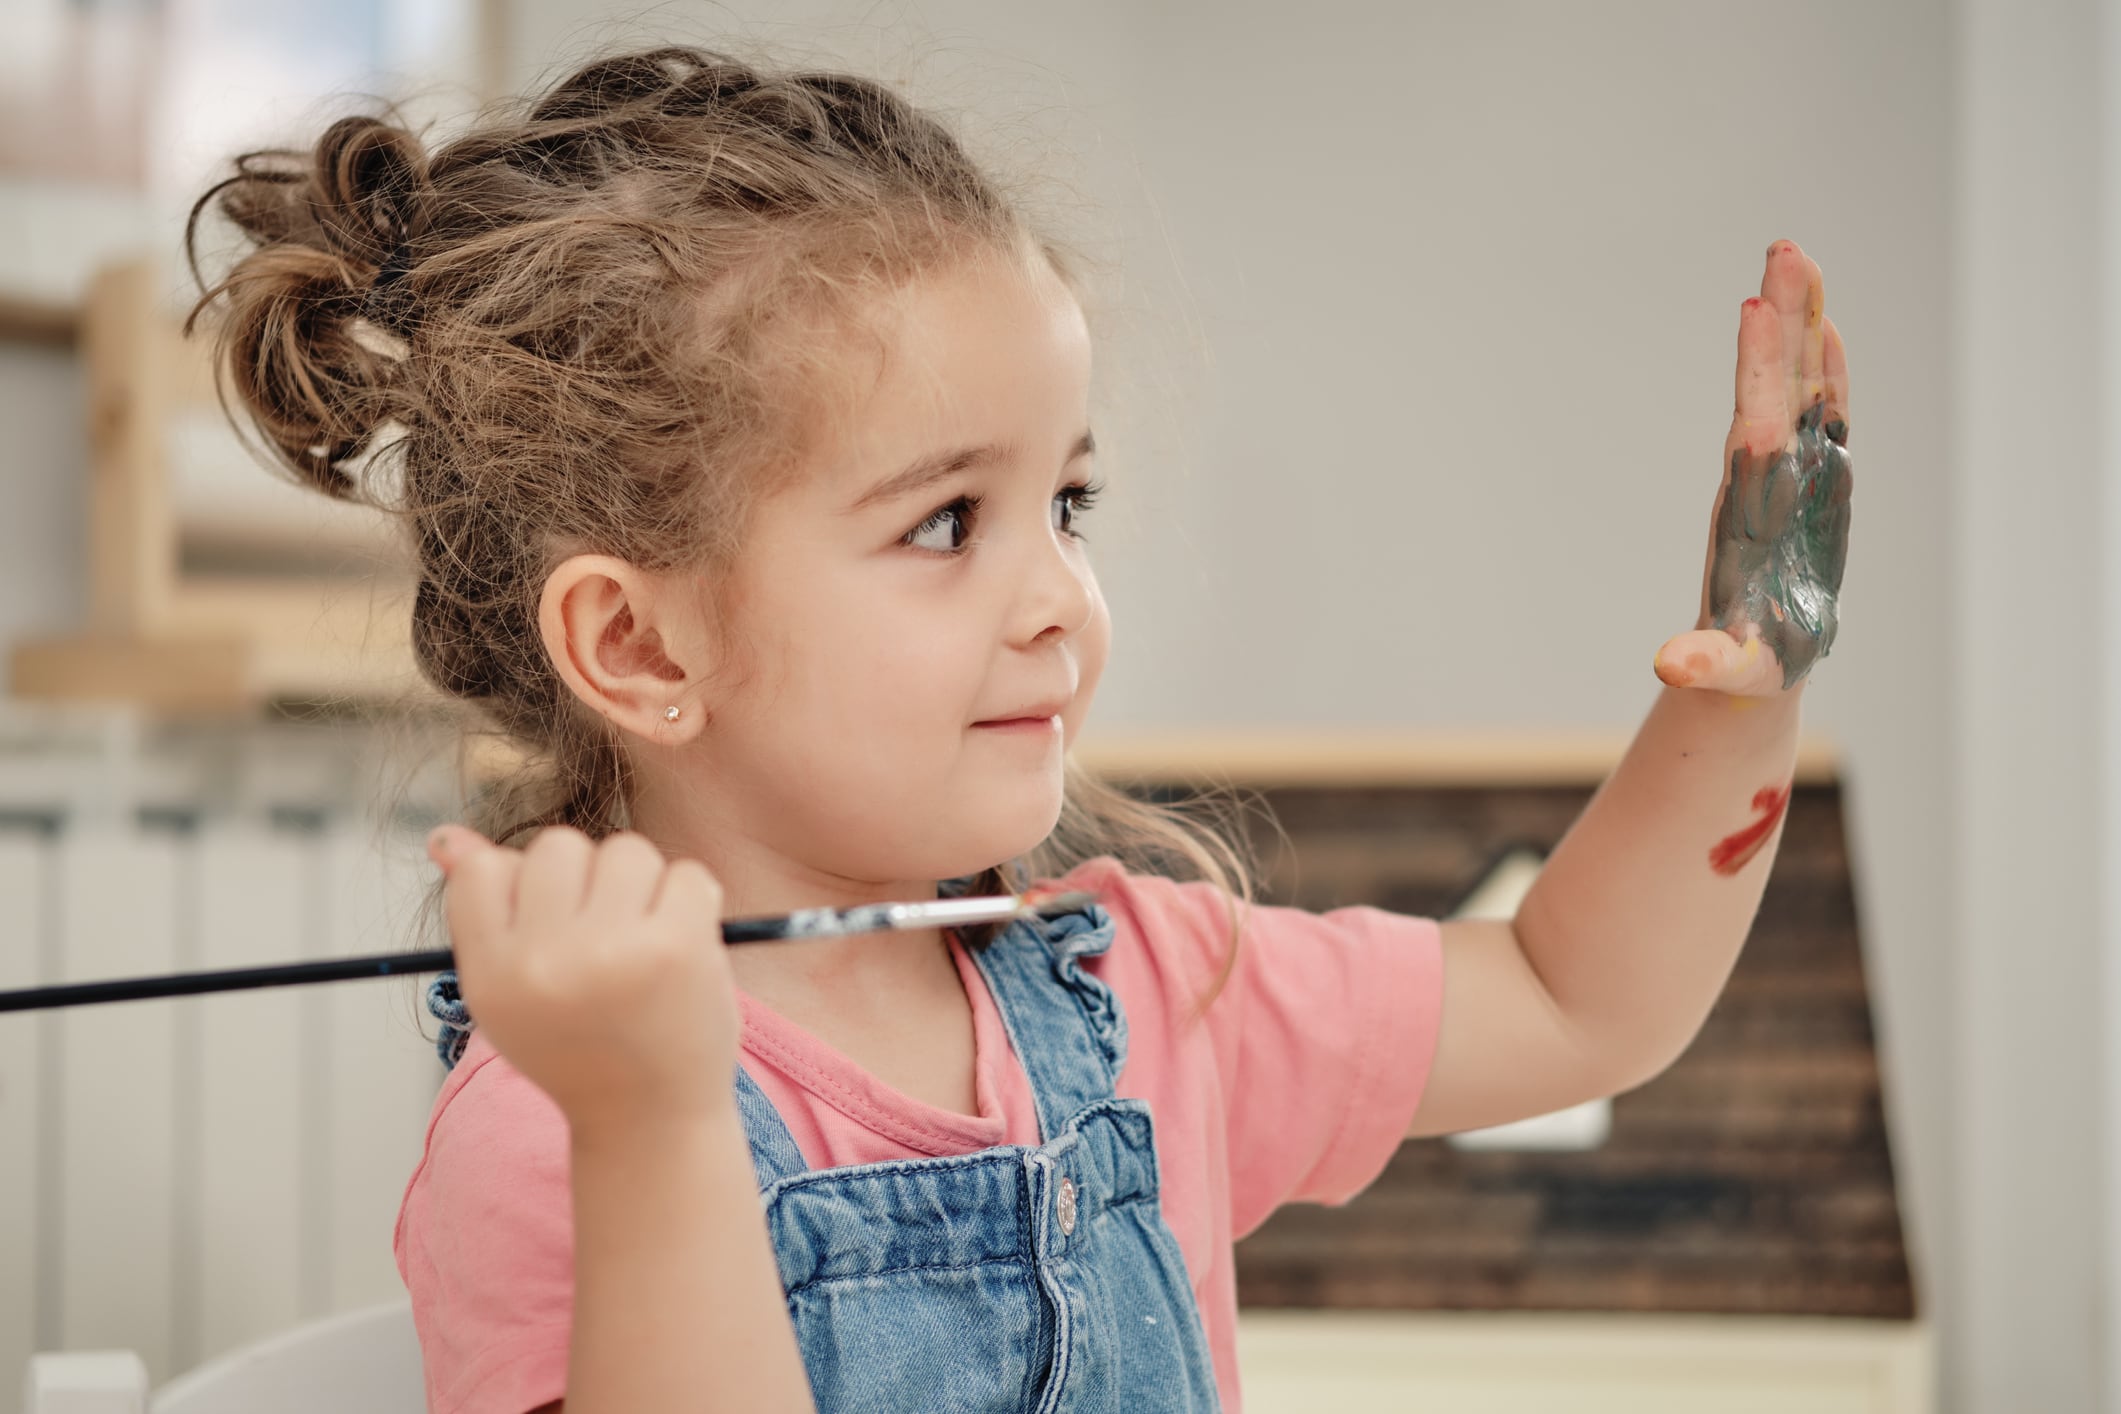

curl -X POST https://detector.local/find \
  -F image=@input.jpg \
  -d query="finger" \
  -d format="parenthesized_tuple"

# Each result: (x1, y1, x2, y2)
(442, 836, 525, 957)
(1822, 314, 1850, 444)
(1732, 296, 1787, 455)
(1655, 625, 1786, 697)
(517, 824, 595, 920)
(426, 823, 488, 874)
(1797, 250, 1827, 413)
(651, 857, 726, 932)
(1760, 240, 1811, 422)
(584, 831, 669, 919)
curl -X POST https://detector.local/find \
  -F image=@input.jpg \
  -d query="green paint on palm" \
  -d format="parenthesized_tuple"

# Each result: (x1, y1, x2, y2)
(1709, 400, 1852, 689)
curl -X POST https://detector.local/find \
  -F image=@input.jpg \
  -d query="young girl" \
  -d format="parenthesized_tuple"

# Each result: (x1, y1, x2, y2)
(183, 42, 1851, 1414)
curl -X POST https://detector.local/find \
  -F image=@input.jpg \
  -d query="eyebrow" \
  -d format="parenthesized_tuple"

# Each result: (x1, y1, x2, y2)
(846, 429, 1097, 512)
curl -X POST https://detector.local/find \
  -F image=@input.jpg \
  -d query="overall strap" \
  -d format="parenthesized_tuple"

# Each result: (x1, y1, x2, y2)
(731, 1062, 809, 1187)
(967, 899, 1128, 1143)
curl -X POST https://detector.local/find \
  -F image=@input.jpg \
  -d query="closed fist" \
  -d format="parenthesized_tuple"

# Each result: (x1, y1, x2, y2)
(428, 823, 739, 1139)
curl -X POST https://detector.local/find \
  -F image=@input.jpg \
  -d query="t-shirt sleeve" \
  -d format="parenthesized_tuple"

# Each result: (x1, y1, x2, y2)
(1068, 856, 1445, 1240)
(393, 1045, 574, 1414)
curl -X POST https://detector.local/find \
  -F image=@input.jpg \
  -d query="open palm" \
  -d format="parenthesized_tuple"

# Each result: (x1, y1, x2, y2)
(1655, 239, 1853, 696)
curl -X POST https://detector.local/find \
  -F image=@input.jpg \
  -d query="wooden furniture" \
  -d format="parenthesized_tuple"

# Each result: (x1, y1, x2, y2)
(9, 257, 426, 713)
(0, 292, 79, 348)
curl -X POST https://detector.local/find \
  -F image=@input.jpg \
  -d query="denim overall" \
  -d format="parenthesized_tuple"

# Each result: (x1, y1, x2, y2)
(730, 899, 1223, 1413)
(424, 898, 1221, 1411)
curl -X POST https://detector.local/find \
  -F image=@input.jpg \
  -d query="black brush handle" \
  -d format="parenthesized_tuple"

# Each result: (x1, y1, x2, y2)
(0, 948, 460, 1012)
(0, 916, 804, 1012)
(0, 927, 802, 1012)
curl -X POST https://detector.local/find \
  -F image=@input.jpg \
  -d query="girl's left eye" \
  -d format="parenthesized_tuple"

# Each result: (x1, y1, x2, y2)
(1053, 479, 1102, 537)
(900, 481, 1104, 555)
(903, 494, 980, 554)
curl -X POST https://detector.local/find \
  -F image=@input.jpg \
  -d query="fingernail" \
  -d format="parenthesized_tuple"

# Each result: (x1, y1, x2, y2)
(427, 825, 454, 857)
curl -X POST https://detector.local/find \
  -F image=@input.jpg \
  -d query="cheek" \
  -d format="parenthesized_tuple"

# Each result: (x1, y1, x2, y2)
(1063, 582, 1112, 748)
(751, 575, 979, 739)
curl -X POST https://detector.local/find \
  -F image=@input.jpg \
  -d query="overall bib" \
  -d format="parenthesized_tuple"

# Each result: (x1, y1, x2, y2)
(730, 899, 1224, 1413)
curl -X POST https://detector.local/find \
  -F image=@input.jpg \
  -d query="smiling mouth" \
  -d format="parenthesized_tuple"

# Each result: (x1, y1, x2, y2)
(973, 697, 1070, 727)
(972, 715, 1061, 730)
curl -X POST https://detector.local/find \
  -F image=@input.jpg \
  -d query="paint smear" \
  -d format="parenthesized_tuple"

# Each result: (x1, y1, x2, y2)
(1709, 783, 1793, 876)
(1708, 399, 1853, 689)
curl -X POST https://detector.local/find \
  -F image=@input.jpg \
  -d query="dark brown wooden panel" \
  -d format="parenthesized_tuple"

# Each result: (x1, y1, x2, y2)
(1162, 781, 1914, 1320)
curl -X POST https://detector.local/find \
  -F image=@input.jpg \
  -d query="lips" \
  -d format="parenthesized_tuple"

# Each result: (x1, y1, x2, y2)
(974, 697, 1070, 726)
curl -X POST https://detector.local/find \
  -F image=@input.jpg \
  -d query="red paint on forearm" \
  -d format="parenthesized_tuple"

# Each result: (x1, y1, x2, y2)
(1708, 783, 1792, 875)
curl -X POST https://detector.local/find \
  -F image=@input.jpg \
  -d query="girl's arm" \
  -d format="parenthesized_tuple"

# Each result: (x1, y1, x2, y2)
(564, 1106, 812, 1413)
(1410, 683, 1805, 1136)
(429, 825, 815, 1413)
(1408, 239, 1852, 1138)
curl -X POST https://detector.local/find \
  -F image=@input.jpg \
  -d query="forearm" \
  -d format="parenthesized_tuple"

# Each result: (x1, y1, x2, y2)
(1514, 679, 1804, 1087)
(566, 1108, 815, 1413)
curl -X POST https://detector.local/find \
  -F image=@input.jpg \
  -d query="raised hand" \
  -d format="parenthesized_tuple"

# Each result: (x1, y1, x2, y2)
(1655, 239, 1853, 696)
(426, 823, 739, 1139)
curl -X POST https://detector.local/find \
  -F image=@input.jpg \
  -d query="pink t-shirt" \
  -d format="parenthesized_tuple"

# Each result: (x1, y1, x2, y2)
(394, 855, 1445, 1414)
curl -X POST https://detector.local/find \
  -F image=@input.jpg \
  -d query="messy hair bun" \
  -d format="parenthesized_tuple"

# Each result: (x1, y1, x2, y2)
(185, 112, 429, 500)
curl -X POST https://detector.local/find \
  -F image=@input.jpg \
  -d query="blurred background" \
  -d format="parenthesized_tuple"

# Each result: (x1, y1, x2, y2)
(0, 0, 2095, 1411)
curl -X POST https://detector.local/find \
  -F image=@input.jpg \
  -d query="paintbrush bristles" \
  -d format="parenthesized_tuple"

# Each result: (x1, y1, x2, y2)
(1016, 888, 1095, 918)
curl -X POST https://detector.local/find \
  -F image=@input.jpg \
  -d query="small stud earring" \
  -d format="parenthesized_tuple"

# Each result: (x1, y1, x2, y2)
(664, 705, 681, 722)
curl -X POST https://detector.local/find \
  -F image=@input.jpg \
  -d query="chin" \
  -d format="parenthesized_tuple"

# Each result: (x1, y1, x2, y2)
(941, 793, 1066, 882)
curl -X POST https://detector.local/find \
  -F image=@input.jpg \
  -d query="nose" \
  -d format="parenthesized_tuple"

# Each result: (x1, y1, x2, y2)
(1017, 521, 1097, 645)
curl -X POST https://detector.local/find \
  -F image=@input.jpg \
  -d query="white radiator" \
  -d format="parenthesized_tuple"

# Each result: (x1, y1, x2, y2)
(0, 705, 449, 1405)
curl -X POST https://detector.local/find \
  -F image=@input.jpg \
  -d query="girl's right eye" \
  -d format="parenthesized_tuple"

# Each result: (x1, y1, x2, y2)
(902, 494, 979, 554)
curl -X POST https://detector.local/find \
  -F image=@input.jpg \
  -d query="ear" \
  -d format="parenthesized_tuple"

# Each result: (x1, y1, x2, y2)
(537, 553, 711, 742)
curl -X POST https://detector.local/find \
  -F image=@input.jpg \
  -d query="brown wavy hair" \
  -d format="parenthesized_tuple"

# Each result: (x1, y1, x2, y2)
(179, 43, 1259, 1017)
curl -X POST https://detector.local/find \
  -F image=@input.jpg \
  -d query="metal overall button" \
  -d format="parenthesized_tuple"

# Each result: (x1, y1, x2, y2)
(1056, 1175, 1078, 1236)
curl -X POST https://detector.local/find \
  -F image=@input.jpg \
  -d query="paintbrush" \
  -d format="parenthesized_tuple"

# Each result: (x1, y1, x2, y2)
(0, 887, 1097, 1014)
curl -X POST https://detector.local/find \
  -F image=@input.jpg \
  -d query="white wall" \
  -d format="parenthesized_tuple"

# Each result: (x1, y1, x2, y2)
(1958, 2, 2115, 1412)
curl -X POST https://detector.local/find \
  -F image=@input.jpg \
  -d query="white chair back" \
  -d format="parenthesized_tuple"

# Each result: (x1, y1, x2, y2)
(155, 1298, 423, 1414)
(24, 1300, 424, 1414)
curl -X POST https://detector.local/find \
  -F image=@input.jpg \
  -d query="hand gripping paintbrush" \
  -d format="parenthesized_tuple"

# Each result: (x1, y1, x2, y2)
(0, 888, 1096, 1014)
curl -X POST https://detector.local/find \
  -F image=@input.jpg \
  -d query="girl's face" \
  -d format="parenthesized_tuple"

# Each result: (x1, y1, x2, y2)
(686, 248, 1110, 894)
